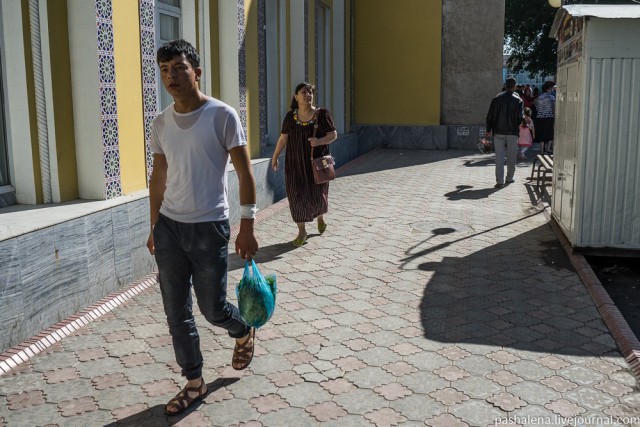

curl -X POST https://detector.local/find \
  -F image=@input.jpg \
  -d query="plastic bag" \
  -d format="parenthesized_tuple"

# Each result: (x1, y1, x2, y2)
(236, 260, 277, 329)
(477, 137, 493, 154)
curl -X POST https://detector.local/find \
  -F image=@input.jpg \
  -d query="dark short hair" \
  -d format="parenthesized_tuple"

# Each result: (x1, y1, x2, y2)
(505, 77, 517, 89)
(542, 81, 555, 92)
(290, 82, 316, 110)
(157, 39, 200, 69)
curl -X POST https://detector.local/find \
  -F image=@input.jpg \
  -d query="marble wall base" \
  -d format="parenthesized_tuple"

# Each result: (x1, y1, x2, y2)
(0, 189, 16, 208)
(446, 125, 486, 150)
(0, 198, 156, 352)
(353, 125, 485, 152)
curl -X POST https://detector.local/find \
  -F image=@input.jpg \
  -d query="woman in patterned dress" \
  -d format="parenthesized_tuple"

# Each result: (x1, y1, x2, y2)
(534, 81, 556, 155)
(271, 82, 338, 247)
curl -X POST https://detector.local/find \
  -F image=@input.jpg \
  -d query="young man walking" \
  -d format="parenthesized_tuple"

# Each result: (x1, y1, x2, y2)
(147, 39, 259, 416)
(485, 77, 524, 188)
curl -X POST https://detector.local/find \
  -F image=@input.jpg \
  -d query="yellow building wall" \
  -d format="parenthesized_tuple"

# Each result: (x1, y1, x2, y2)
(112, 0, 146, 193)
(208, 0, 221, 99)
(353, 0, 441, 125)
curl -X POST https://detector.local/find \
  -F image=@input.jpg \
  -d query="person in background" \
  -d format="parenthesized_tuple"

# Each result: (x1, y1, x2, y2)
(271, 82, 337, 247)
(485, 77, 524, 188)
(518, 107, 535, 160)
(534, 80, 556, 154)
(147, 39, 258, 416)
(531, 86, 539, 118)
(522, 86, 535, 111)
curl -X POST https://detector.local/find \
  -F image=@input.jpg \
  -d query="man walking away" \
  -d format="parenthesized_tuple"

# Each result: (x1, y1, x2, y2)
(485, 77, 524, 188)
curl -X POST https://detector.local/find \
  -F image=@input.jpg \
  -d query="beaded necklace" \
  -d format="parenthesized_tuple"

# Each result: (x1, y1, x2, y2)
(293, 109, 316, 126)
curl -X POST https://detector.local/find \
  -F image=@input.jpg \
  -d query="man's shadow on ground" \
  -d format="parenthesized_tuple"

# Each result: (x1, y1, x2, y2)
(463, 158, 494, 168)
(444, 185, 500, 201)
(228, 235, 322, 270)
(106, 378, 240, 426)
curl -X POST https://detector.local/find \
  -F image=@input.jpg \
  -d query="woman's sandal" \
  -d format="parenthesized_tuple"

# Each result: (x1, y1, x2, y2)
(318, 222, 327, 234)
(232, 328, 255, 370)
(164, 377, 207, 416)
(292, 234, 307, 247)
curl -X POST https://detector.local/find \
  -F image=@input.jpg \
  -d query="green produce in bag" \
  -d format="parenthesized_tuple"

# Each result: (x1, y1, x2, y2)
(236, 260, 277, 329)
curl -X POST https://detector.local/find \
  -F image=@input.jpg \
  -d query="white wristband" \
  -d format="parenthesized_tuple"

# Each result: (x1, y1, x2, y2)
(240, 204, 258, 219)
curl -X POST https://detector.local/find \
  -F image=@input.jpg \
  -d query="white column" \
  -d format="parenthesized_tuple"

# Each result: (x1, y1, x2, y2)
(217, 0, 240, 110)
(37, 0, 62, 202)
(67, 0, 104, 199)
(289, 0, 305, 86)
(265, 2, 281, 145)
(182, 0, 197, 48)
(331, 0, 345, 134)
(0, 0, 38, 203)
(201, 0, 211, 96)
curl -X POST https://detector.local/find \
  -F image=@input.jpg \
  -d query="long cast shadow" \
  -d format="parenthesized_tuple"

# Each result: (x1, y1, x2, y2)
(399, 207, 548, 269)
(228, 238, 316, 272)
(412, 220, 617, 357)
(336, 148, 476, 178)
(444, 185, 500, 200)
(106, 377, 240, 426)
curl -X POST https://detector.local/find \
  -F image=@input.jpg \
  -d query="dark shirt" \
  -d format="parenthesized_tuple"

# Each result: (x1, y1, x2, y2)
(486, 90, 524, 136)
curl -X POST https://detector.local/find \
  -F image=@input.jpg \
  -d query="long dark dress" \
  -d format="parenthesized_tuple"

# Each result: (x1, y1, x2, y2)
(281, 108, 336, 223)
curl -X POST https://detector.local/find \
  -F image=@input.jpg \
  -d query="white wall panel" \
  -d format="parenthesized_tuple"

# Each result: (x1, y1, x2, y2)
(289, 0, 305, 87)
(67, 0, 105, 200)
(0, 0, 38, 203)
(218, 0, 240, 110)
(579, 57, 640, 247)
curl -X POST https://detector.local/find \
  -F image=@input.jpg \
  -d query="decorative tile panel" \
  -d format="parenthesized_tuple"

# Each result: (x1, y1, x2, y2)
(139, 0, 159, 182)
(95, 0, 122, 199)
(258, 0, 267, 154)
(238, 0, 247, 134)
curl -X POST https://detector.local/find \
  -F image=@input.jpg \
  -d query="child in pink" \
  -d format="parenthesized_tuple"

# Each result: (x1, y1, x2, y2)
(518, 107, 535, 160)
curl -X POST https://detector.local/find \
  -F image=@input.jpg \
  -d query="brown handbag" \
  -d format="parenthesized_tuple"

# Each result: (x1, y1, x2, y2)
(310, 110, 335, 184)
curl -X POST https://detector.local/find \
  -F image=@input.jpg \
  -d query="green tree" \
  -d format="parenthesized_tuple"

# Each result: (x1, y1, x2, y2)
(505, 0, 557, 78)
(505, 0, 637, 78)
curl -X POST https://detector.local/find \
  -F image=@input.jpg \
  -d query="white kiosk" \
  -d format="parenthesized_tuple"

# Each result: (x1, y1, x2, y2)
(550, 5, 640, 254)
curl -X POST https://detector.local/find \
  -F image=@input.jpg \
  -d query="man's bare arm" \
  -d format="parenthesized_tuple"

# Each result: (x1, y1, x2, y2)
(229, 146, 258, 259)
(147, 154, 167, 255)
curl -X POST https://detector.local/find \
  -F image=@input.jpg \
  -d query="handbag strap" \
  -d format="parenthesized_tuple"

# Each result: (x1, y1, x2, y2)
(310, 109, 319, 161)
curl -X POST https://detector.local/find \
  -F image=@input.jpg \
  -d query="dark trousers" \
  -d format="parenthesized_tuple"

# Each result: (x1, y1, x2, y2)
(153, 214, 249, 380)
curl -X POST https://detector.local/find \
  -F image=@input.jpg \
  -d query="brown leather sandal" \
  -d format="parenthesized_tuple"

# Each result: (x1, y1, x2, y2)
(232, 328, 255, 370)
(164, 377, 207, 416)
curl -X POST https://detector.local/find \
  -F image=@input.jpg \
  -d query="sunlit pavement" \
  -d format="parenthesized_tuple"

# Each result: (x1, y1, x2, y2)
(1, 149, 638, 427)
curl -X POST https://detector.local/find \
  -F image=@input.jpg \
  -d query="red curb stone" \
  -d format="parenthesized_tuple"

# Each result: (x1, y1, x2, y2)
(548, 216, 640, 381)
(0, 272, 158, 376)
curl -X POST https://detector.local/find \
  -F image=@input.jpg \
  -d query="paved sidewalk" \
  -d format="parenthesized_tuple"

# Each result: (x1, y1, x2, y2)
(1, 149, 639, 426)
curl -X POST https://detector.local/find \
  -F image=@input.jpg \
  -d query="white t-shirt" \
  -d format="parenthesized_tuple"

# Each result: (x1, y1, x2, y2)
(149, 97, 246, 223)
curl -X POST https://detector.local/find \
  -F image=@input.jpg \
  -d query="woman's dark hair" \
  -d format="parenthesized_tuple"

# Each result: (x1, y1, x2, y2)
(290, 82, 315, 110)
(157, 39, 200, 69)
